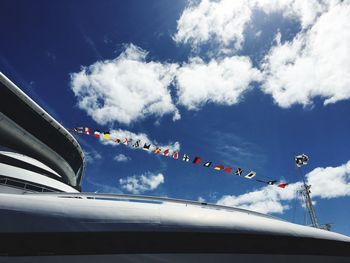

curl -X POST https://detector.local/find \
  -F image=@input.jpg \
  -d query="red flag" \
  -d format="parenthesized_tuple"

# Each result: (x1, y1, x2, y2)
(93, 130, 101, 138)
(224, 167, 232, 173)
(278, 183, 288, 189)
(193, 156, 201, 165)
(172, 151, 179, 159)
(84, 127, 90, 135)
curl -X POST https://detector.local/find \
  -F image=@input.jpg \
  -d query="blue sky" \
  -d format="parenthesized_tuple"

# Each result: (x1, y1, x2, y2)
(1, 0, 350, 235)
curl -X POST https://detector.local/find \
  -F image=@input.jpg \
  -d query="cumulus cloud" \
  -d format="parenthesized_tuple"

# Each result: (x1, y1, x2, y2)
(174, 0, 252, 50)
(262, 2, 350, 108)
(306, 161, 350, 198)
(174, 0, 328, 51)
(71, 42, 261, 121)
(70, 44, 180, 125)
(119, 172, 165, 194)
(217, 160, 350, 214)
(113, 154, 131, 162)
(217, 183, 300, 214)
(175, 0, 350, 109)
(85, 150, 102, 163)
(71, 1, 350, 122)
(175, 56, 262, 110)
(103, 128, 180, 153)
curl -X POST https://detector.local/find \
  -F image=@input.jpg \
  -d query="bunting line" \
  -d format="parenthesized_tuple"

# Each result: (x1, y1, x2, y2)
(71, 127, 288, 188)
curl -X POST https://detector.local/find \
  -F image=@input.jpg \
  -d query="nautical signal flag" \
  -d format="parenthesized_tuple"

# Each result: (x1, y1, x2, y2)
(74, 127, 84, 133)
(214, 164, 224, 171)
(103, 132, 110, 140)
(84, 127, 91, 135)
(295, 154, 309, 167)
(72, 126, 277, 189)
(172, 151, 179, 159)
(133, 140, 141, 148)
(93, 130, 101, 138)
(235, 168, 243, 176)
(193, 156, 201, 165)
(154, 147, 162, 154)
(244, 171, 256, 179)
(143, 143, 151, 150)
(278, 183, 288, 189)
(183, 154, 190, 162)
(224, 167, 232, 173)
(267, 180, 277, 185)
(203, 161, 212, 167)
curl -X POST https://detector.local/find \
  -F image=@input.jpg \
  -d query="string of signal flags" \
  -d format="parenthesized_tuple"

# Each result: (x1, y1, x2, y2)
(72, 126, 289, 189)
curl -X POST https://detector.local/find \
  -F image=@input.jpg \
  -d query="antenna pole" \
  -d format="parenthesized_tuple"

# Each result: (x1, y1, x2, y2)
(300, 173, 319, 228)
(295, 154, 319, 228)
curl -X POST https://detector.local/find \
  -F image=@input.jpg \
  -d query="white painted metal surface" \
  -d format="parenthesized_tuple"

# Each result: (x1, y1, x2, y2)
(0, 192, 349, 243)
(0, 164, 79, 193)
(0, 72, 85, 186)
(0, 151, 61, 177)
(0, 72, 84, 160)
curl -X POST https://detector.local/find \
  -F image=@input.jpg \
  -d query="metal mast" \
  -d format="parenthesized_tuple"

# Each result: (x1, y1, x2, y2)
(301, 178, 319, 228)
(295, 154, 319, 228)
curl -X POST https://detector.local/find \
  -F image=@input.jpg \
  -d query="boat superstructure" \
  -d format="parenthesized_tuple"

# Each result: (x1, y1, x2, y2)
(0, 72, 84, 192)
(0, 72, 349, 262)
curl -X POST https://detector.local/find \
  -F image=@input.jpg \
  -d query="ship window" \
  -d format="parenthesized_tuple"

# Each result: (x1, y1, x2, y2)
(6, 180, 25, 188)
(0, 153, 64, 182)
(0, 175, 63, 193)
(25, 184, 42, 192)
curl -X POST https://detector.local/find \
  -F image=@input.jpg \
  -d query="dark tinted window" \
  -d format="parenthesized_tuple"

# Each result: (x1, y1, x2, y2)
(6, 180, 25, 188)
(25, 184, 42, 192)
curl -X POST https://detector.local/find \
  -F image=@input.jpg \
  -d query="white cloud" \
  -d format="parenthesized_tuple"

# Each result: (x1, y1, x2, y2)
(70, 44, 180, 125)
(174, 0, 350, 108)
(306, 161, 350, 198)
(71, 43, 261, 122)
(71, 1, 350, 122)
(113, 154, 131, 162)
(175, 56, 262, 110)
(174, 0, 328, 51)
(254, 0, 328, 29)
(217, 160, 350, 214)
(103, 128, 180, 153)
(197, 196, 206, 203)
(85, 177, 123, 194)
(174, 0, 253, 50)
(119, 172, 165, 194)
(217, 183, 300, 214)
(262, 2, 350, 107)
(85, 150, 102, 163)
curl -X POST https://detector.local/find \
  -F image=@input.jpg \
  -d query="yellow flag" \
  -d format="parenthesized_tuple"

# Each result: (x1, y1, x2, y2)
(103, 132, 110, 140)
